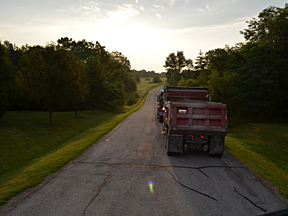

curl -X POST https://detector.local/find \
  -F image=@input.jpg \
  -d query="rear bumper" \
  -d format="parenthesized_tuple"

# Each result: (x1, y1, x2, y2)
(169, 128, 227, 137)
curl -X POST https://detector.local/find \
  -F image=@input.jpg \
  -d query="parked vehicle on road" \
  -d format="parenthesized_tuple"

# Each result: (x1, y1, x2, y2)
(156, 89, 165, 123)
(162, 86, 228, 157)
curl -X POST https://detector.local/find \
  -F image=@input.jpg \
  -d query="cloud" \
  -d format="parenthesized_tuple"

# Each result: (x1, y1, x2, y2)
(107, 4, 139, 23)
(173, 16, 250, 32)
(153, 5, 164, 10)
(169, 0, 177, 6)
(58, 1, 104, 23)
(205, 5, 211, 11)
(156, 13, 161, 18)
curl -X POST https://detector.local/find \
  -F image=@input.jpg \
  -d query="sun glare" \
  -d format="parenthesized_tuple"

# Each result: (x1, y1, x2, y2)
(116, 24, 164, 52)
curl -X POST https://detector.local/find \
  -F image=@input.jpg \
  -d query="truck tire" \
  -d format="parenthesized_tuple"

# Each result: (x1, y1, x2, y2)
(207, 136, 224, 158)
(165, 129, 173, 156)
(159, 115, 163, 123)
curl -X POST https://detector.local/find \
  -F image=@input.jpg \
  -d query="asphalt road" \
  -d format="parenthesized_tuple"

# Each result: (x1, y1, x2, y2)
(2, 86, 287, 216)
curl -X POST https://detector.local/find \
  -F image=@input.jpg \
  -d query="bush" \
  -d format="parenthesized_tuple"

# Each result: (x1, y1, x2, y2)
(134, 74, 140, 83)
(152, 76, 163, 83)
(126, 92, 139, 106)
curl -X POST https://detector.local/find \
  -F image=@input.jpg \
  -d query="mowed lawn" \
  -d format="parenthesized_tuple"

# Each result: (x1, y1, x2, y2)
(225, 122, 288, 199)
(137, 78, 165, 96)
(0, 110, 115, 185)
(0, 78, 163, 206)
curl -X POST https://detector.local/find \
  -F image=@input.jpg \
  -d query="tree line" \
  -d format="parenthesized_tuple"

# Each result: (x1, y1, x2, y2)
(164, 4, 288, 119)
(0, 37, 138, 124)
(131, 69, 166, 79)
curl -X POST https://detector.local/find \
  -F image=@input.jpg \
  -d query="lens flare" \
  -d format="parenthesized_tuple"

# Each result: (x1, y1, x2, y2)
(147, 180, 155, 194)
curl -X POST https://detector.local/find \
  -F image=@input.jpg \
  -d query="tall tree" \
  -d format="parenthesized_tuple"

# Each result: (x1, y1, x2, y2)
(0, 42, 15, 119)
(110, 51, 131, 72)
(3, 40, 22, 68)
(57, 37, 95, 60)
(102, 59, 126, 109)
(16, 46, 43, 112)
(240, 4, 288, 55)
(240, 4, 288, 117)
(85, 54, 104, 113)
(70, 64, 86, 118)
(194, 50, 207, 71)
(110, 51, 136, 95)
(134, 74, 140, 83)
(85, 42, 110, 113)
(236, 43, 282, 116)
(164, 51, 193, 85)
(86, 49, 127, 111)
(19, 45, 84, 124)
(124, 73, 137, 94)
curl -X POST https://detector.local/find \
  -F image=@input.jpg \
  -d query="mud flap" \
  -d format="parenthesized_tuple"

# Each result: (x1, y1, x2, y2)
(167, 135, 183, 153)
(209, 136, 225, 155)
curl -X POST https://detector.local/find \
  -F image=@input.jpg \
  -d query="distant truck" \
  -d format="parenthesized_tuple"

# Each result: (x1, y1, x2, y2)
(156, 89, 165, 122)
(162, 86, 228, 157)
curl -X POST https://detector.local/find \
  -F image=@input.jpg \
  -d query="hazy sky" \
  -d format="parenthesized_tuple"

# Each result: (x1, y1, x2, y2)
(1, 0, 287, 72)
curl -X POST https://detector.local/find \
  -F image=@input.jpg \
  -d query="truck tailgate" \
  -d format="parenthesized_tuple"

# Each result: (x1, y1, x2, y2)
(168, 101, 227, 136)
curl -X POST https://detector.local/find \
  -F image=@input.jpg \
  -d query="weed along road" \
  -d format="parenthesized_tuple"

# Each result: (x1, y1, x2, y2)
(2, 87, 287, 216)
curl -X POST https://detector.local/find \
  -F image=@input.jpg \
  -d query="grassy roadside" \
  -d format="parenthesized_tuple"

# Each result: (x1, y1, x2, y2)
(225, 122, 288, 199)
(137, 78, 165, 96)
(0, 81, 163, 206)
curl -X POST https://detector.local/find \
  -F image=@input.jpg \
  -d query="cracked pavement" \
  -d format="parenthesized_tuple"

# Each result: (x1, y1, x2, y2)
(1, 86, 287, 216)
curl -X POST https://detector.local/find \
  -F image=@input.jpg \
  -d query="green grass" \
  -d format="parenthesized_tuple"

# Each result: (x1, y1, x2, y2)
(225, 122, 288, 198)
(0, 82, 162, 206)
(0, 110, 115, 184)
(136, 78, 165, 97)
(122, 78, 164, 112)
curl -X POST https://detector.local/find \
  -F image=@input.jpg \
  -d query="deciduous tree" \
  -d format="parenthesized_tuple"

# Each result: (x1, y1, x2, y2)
(164, 51, 193, 86)
(19, 45, 84, 124)
(110, 51, 131, 72)
(0, 42, 15, 119)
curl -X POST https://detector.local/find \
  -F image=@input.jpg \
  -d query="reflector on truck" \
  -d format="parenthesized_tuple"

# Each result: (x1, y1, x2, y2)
(178, 109, 187, 115)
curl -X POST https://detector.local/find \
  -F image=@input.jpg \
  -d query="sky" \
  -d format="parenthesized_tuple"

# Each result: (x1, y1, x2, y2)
(0, 0, 287, 72)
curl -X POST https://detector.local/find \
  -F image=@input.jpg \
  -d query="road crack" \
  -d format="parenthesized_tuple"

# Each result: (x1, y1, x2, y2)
(83, 173, 111, 215)
(77, 162, 244, 179)
(77, 162, 244, 202)
(77, 162, 243, 179)
(165, 168, 218, 201)
(77, 162, 243, 171)
(234, 187, 267, 213)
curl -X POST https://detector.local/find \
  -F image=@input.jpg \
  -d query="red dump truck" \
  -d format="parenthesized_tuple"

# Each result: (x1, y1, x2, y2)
(156, 89, 165, 123)
(162, 86, 228, 157)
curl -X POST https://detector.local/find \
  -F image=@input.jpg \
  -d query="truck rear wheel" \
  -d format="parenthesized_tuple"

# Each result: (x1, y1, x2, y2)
(207, 136, 225, 158)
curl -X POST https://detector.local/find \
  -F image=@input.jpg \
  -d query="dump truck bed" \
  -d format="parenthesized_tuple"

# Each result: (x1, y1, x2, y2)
(167, 100, 228, 137)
